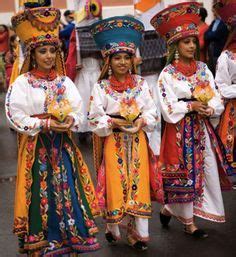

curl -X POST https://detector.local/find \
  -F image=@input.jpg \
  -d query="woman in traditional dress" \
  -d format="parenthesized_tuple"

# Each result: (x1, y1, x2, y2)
(5, 5, 100, 257)
(214, 0, 236, 177)
(88, 16, 162, 250)
(150, 2, 232, 238)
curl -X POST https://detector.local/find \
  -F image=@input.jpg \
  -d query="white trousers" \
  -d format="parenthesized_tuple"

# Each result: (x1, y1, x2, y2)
(106, 216, 149, 241)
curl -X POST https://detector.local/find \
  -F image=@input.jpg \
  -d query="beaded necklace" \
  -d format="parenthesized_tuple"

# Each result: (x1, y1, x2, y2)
(109, 74, 135, 93)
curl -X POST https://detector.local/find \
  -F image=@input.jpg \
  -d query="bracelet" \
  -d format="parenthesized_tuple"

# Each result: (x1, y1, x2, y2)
(186, 102, 192, 112)
(40, 119, 47, 131)
(107, 118, 113, 128)
(47, 117, 51, 131)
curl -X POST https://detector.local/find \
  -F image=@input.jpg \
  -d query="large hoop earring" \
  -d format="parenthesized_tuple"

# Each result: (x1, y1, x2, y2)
(174, 49, 179, 62)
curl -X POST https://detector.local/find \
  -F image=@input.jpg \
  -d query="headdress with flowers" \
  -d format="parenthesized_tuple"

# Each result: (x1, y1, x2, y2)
(150, 2, 201, 46)
(91, 16, 144, 57)
(11, 6, 65, 75)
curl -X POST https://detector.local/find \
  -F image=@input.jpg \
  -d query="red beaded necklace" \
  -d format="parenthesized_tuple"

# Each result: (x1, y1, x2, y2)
(30, 68, 57, 81)
(109, 74, 135, 93)
(173, 59, 197, 77)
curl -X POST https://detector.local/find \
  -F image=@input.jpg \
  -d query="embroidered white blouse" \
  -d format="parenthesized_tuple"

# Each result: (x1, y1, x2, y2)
(157, 61, 224, 124)
(215, 50, 236, 99)
(88, 75, 159, 137)
(5, 72, 84, 136)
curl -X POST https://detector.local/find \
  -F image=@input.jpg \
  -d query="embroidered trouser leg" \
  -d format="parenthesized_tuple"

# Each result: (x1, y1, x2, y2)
(193, 126, 225, 222)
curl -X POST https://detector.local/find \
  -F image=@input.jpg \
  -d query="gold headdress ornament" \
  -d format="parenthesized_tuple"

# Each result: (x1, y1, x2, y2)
(11, 5, 65, 75)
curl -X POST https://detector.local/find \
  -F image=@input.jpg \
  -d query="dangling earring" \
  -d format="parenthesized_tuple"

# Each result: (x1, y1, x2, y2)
(174, 49, 179, 62)
(32, 58, 36, 68)
(108, 66, 112, 78)
(129, 68, 132, 74)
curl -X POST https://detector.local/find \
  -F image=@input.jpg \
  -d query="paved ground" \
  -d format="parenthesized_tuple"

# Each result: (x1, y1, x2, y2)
(0, 93, 235, 257)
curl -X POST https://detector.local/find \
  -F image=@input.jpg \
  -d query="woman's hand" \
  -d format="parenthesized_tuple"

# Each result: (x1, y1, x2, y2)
(191, 101, 208, 115)
(110, 118, 130, 128)
(191, 101, 214, 117)
(120, 118, 145, 134)
(133, 117, 145, 131)
(201, 106, 214, 117)
(49, 116, 74, 132)
(49, 119, 69, 132)
(63, 115, 74, 129)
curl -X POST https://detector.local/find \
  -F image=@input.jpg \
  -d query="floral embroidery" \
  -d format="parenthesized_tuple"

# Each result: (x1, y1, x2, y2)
(164, 62, 210, 92)
(158, 78, 173, 114)
(66, 142, 100, 226)
(88, 75, 144, 128)
(26, 72, 67, 114)
(6, 85, 40, 132)
(38, 146, 49, 230)
(99, 76, 143, 101)
(12, 7, 60, 30)
(13, 136, 35, 235)
(151, 3, 199, 44)
(152, 3, 199, 26)
(162, 114, 205, 204)
(106, 132, 152, 223)
(91, 18, 144, 36)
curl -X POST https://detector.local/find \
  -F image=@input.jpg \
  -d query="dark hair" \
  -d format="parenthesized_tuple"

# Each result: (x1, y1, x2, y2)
(0, 24, 8, 32)
(199, 7, 208, 22)
(9, 34, 17, 52)
(64, 10, 73, 17)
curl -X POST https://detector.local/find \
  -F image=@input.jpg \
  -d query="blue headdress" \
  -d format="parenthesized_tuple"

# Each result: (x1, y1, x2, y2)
(91, 16, 144, 57)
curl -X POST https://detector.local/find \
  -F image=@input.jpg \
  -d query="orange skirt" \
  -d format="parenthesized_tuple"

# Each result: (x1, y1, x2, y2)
(218, 99, 236, 170)
(102, 131, 152, 224)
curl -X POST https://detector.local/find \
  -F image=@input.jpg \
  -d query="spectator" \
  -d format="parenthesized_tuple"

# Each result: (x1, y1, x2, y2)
(0, 25, 9, 91)
(59, 10, 75, 55)
(204, 7, 229, 76)
(198, 7, 209, 62)
(0, 25, 9, 54)
(5, 34, 18, 88)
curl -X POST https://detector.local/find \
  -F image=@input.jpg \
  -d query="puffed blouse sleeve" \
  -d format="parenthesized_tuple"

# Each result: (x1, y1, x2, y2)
(88, 82, 113, 137)
(5, 76, 43, 136)
(215, 52, 236, 99)
(205, 66, 224, 116)
(140, 80, 159, 132)
(64, 77, 84, 132)
(156, 70, 189, 124)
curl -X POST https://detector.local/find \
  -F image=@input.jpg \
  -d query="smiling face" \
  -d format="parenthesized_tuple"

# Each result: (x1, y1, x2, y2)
(177, 36, 197, 61)
(110, 52, 132, 78)
(33, 44, 57, 72)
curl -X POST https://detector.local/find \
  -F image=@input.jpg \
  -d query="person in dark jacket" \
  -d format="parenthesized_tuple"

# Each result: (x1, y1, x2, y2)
(59, 10, 75, 56)
(204, 7, 229, 76)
